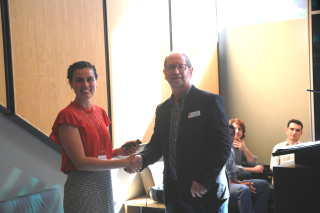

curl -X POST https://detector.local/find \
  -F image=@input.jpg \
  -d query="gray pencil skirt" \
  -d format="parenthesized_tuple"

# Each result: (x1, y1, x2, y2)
(64, 170, 114, 213)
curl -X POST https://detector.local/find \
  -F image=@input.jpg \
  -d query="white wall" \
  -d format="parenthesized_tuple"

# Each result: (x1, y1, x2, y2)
(0, 114, 65, 211)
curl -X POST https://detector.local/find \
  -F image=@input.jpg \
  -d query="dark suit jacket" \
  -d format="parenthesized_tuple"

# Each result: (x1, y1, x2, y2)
(139, 85, 231, 205)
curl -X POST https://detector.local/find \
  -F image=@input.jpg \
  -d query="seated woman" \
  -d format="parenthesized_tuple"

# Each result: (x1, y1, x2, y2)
(229, 118, 268, 181)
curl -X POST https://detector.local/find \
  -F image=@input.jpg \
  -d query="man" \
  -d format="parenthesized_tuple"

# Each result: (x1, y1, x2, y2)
(270, 119, 303, 171)
(230, 118, 268, 180)
(128, 52, 231, 212)
(227, 124, 270, 213)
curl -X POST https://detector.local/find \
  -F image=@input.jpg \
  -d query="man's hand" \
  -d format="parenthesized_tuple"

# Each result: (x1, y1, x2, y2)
(241, 180, 256, 193)
(123, 155, 143, 174)
(190, 181, 207, 198)
(251, 165, 264, 173)
(232, 138, 247, 152)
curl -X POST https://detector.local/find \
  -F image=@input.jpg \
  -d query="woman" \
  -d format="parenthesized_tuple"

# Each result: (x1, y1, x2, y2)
(50, 61, 141, 213)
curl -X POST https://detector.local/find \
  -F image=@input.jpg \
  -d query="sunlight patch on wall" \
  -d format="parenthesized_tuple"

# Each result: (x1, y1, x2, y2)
(192, 44, 217, 88)
(110, 0, 169, 146)
(171, 0, 218, 93)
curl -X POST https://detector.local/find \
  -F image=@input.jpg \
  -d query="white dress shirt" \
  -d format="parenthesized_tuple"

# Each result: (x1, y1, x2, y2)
(270, 140, 300, 171)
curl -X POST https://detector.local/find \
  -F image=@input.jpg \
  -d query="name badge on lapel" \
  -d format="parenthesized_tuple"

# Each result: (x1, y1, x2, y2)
(188, 110, 201, 118)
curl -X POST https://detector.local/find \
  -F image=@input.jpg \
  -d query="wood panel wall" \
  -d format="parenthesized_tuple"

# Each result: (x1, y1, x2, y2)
(0, 6, 6, 108)
(8, 0, 108, 136)
(2, 0, 219, 144)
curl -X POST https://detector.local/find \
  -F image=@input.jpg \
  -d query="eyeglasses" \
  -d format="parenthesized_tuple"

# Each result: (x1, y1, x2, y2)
(164, 64, 189, 72)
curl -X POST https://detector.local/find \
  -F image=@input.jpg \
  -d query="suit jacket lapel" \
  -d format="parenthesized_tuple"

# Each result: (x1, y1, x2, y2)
(177, 86, 199, 137)
(161, 100, 172, 152)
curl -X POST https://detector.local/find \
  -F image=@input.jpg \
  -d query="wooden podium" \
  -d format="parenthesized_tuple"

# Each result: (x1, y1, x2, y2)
(272, 142, 320, 213)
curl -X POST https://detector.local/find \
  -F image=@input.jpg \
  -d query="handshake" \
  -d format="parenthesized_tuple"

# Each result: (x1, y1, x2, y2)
(118, 140, 143, 174)
(124, 154, 143, 174)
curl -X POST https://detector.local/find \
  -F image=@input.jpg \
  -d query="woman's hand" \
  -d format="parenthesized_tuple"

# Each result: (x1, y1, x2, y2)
(116, 140, 141, 156)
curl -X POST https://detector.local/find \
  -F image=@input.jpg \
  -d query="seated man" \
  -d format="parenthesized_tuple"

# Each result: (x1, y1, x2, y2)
(270, 119, 303, 171)
(229, 118, 268, 180)
(227, 124, 270, 213)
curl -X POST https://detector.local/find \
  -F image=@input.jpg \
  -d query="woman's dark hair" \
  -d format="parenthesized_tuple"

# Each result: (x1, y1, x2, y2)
(67, 61, 98, 81)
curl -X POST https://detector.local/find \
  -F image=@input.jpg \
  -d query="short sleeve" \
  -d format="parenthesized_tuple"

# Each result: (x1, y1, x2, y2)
(50, 107, 84, 145)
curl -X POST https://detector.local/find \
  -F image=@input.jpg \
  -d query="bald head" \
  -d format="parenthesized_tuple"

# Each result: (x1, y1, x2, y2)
(164, 52, 192, 68)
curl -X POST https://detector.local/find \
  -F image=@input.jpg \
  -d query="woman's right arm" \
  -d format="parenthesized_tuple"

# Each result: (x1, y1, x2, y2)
(58, 124, 141, 171)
